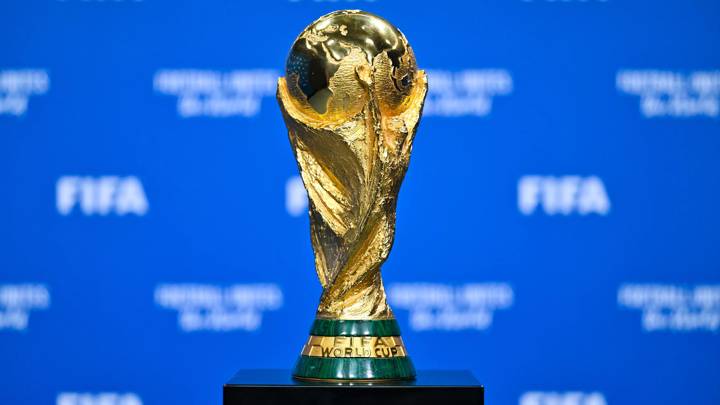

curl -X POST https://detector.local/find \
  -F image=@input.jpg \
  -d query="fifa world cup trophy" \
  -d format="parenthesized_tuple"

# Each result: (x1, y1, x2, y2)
(277, 10, 427, 381)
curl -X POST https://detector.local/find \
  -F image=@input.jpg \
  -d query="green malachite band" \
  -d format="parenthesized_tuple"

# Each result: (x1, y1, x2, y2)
(293, 356, 416, 381)
(297, 319, 415, 380)
(310, 319, 402, 337)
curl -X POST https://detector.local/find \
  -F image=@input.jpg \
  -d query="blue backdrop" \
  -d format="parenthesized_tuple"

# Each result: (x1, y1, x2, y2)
(2, 1, 719, 404)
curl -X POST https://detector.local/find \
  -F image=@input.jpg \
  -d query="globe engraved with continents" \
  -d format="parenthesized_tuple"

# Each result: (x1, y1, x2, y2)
(285, 10, 418, 115)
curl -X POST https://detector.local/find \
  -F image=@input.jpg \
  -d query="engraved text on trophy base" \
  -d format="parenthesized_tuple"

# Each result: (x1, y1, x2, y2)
(300, 335, 408, 358)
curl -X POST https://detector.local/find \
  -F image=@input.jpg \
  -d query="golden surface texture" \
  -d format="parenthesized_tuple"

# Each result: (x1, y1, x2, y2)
(301, 335, 408, 358)
(278, 10, 427, 320)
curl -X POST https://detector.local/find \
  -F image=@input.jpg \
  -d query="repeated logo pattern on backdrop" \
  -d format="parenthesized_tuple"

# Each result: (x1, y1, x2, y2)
(2, 1, 719, 405)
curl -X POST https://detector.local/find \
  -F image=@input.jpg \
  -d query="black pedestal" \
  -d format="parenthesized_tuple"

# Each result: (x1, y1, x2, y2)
(224, 369, 484, 405)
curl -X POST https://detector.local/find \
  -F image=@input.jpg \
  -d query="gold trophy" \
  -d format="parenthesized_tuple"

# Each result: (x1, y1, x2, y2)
(277, 10, 427, 381)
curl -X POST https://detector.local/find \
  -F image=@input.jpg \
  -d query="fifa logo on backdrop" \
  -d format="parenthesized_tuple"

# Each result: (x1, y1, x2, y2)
(154, 69, 278, 118)
(155, 283, 283, 332)
(424, 69, 512, 117)
(0, 284, 50, 331)
(286, 176, 308, 217)
(520, 392, 607, 405)
(518, 176, 610, 216)
(56, 176, 148, 216)
(618, 284, 720, 332)
(617, 70, 720, 118)
(57, 393, 142, 405)
(0, 69, 49, 116)
(387, 283, 513, 331)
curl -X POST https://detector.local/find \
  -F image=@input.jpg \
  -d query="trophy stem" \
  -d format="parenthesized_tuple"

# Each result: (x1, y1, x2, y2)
(292, 319, 416, 381)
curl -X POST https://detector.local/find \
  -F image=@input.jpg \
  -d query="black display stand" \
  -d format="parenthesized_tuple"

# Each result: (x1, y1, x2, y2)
(224, 369, 484, 405)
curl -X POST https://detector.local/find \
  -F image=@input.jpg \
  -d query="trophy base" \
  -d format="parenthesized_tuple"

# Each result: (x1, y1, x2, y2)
(293, 356, 416, 381)
(292, 319, 416, 381)
(224, 369, 484, 405)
